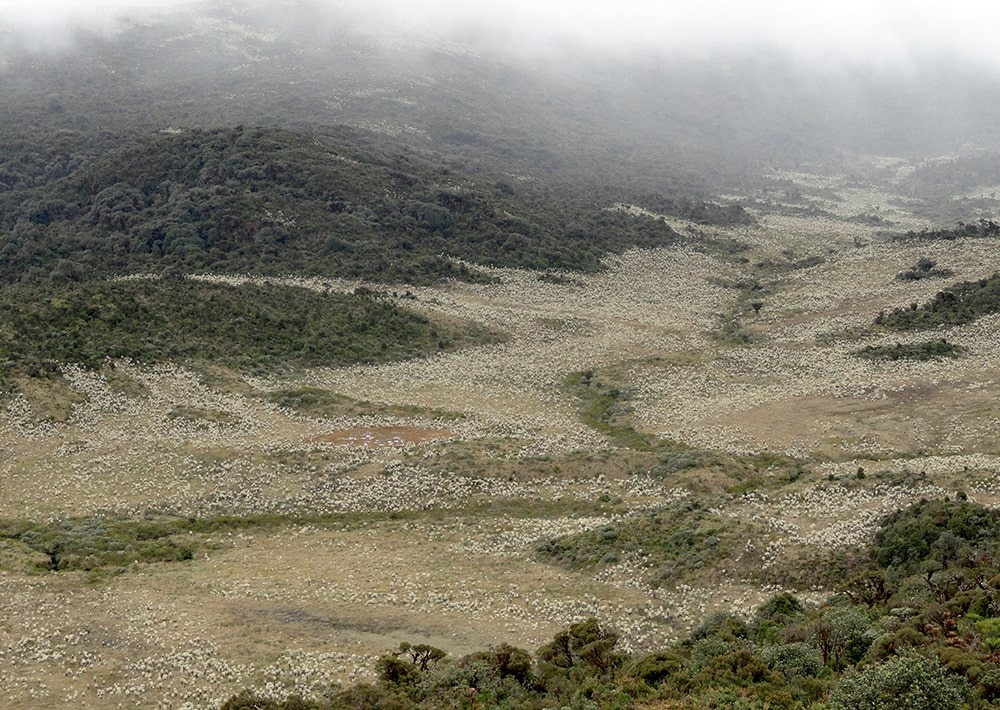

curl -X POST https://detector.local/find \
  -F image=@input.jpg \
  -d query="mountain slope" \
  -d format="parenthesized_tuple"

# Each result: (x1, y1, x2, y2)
(0, 123, 750, 284)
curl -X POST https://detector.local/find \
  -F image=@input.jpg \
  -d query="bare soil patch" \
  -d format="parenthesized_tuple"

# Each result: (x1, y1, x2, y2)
(713, 377, 1000, 457)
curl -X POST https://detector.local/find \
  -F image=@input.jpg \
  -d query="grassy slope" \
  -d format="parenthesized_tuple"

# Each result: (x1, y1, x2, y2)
(214, 500, 1000, 709)
(0, 277, 501, 373)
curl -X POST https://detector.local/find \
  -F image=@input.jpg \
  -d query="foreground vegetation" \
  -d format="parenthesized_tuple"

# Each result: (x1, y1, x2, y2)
(220, 499, 1000, 709)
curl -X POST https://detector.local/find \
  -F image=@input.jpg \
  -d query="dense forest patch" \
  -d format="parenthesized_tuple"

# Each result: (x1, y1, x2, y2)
(0, 125, 751, 284)
(0, 277, 498, 373)
(871, 497, 1000, 574)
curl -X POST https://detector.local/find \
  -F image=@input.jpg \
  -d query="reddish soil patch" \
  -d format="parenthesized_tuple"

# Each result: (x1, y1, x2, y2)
(315, 426, 451, 447)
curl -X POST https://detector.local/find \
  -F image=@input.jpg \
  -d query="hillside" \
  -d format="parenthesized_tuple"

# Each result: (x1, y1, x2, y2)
(0, 123, 756, 284)
(6, 1, 1000, 196)
(0, 276, 501, 375)
(1, 1, 1000, 708)
(2, 182, 999, 706)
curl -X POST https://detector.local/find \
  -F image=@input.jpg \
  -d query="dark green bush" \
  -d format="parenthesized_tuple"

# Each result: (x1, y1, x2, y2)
(829, 652, 971, 710)
(876, 272, 1000, 330)
(760, 643, 824, 681)
(872, 499, 1000, 574)
(853, 338, 964, 361)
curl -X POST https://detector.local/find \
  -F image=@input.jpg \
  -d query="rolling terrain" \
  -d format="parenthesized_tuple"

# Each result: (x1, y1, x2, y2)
(1, 163, 1000, 706)
(2, 1, 1000, 707)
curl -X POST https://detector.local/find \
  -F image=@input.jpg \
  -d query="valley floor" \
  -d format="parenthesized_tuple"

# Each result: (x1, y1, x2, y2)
(3, 166, 1000, 707)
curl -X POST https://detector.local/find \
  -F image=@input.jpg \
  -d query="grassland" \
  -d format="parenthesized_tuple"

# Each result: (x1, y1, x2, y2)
(2, 158, 1000, 707)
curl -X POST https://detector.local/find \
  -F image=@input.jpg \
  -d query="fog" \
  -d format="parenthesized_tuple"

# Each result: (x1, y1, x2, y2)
(3, 0, 999, 166)
(3, 0, 1000, 73)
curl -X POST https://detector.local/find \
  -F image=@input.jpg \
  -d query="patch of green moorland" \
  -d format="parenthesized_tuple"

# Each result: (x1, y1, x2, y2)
(0, 277, 502, 374)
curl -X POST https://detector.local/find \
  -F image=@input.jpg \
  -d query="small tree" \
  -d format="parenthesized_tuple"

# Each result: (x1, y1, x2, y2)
(396, 641, 447, 671)
(809, 606, 873, 670)
(375, 655, 420, 687)
(536, 618, 623, 675)
(458, 642, 537, 694)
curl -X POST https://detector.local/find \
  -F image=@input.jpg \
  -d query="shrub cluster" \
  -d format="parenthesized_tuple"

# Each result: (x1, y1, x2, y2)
(875, 272, 1000, 330)
(852, 338, 964, 361)
(534, 498, 745, 588)
(0, 516, 199, 574)
(890, 218, 1000, 243)
(895, 257, 953, 282)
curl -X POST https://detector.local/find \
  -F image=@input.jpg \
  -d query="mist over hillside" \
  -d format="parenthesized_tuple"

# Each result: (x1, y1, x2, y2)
(3, 0, 1000, 290)
(3, 0, 1000, 187)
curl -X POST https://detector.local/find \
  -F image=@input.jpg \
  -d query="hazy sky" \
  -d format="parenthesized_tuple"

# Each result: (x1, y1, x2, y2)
(3, 0, 1000, 70)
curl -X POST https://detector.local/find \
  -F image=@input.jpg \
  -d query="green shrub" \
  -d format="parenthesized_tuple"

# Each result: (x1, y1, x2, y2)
(895, 257, 953, 281)
(761, 643, 824, 681)
(829, 652, 971, 709)
(852, 338, 964, 361)
(691, 611, 749, 642)
(627, 648, 687, 686)
(6, 516, 199, 573)
(688, 637, 750, 675)
(534, 498, 755, 588)
(873, 499, 1000, 574)
(375, 655, 421, 687)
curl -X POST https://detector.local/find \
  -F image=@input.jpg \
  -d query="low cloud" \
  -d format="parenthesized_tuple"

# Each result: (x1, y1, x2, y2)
(379, 0, 1000, 71)
(3, 0, 1000, 72)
